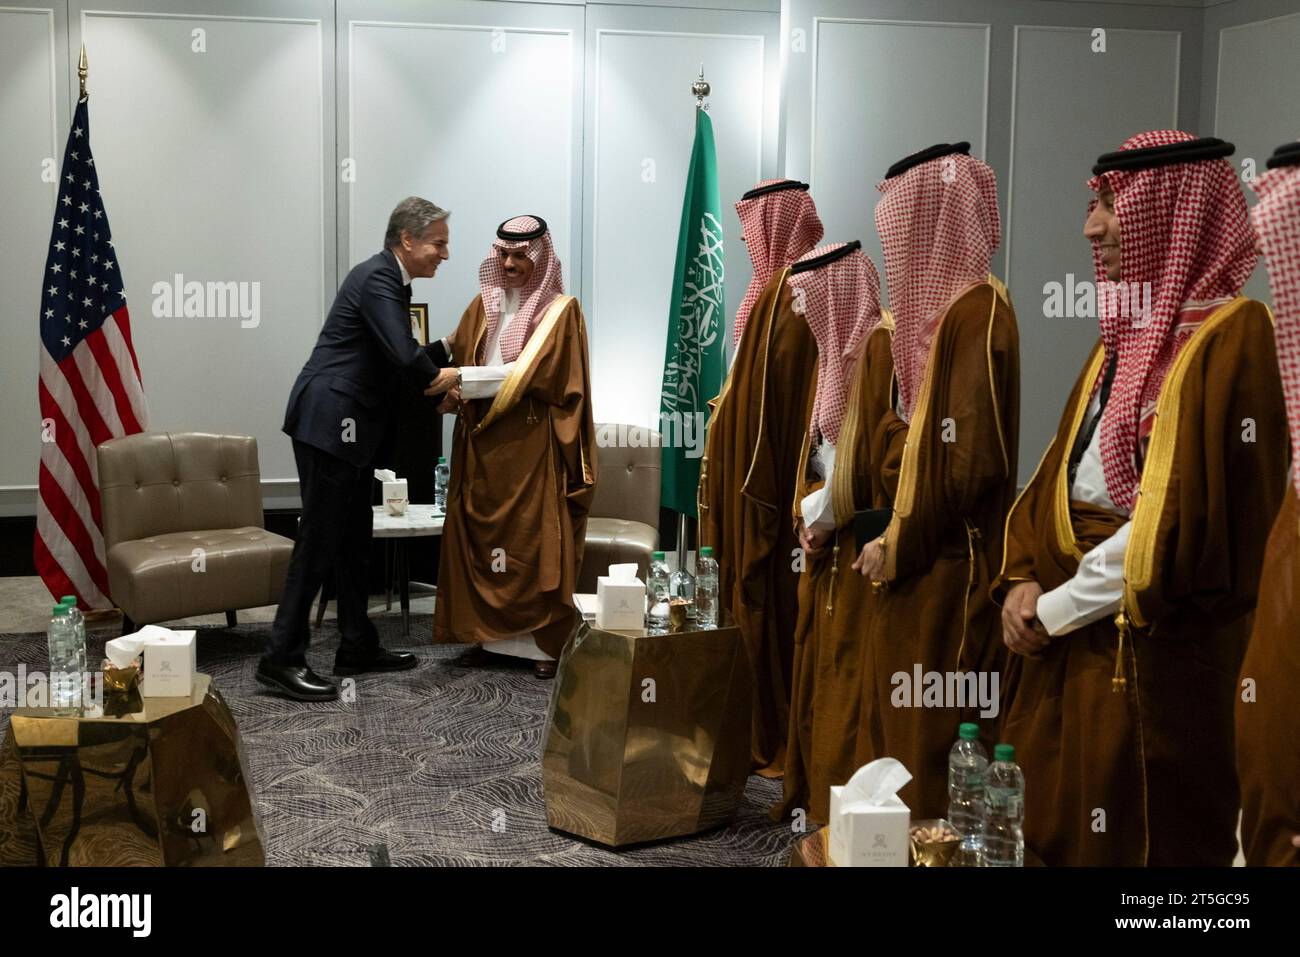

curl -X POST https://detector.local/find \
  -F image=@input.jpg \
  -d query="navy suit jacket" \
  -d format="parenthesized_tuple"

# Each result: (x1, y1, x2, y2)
(283, 248, 451, 468)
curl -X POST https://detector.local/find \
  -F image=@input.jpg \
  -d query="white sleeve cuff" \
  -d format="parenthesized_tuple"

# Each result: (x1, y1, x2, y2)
(1036, 521, 1131, 636)
(460, 362, 514, 399)
(800, 485, 836, 530)
(1037, 584, 1082, 637)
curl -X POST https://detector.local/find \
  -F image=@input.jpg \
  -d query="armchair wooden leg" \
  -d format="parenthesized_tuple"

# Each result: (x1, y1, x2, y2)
(225, 610, 238, 628)
(120, 615, 136, 636)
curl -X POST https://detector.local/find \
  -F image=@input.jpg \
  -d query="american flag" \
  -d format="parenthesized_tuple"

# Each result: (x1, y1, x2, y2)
(34, 97, 148, 610)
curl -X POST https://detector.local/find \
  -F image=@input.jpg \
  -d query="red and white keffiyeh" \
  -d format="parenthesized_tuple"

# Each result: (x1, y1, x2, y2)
(1252, 156, 1300, 498)
(788, 243, 882, 446)
(477, 215, 565, 363)
(733, 180, 824, 346)
(875, 153, 1000, 420)
(1087, 130, 1257, 512)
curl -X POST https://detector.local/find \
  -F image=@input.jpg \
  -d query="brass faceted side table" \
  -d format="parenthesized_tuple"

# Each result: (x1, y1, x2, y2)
(542, 618, 752, 847)
(0, 674, 263, 867)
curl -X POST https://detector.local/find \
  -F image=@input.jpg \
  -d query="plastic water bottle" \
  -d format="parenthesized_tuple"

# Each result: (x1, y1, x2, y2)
(695, 546, 719, 627)
(646, 551, 671, 632)
(670, 561, 696, 620)
(60, 596, 87, 677)
(983, 743, 1026, 867)
(948, 721, 989, 865)
(46, 603, 84, 712)
(434, 456, 450, 511)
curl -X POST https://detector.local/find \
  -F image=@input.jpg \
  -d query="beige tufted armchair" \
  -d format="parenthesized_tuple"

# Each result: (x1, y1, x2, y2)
(577, 425, 661, 593)
(96, 432, 293, 634)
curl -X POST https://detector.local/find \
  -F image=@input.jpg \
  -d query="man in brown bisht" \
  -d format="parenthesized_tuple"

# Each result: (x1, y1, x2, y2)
(853, 142, 1020, 821)
(698, 179, 823, 776)
(771, 240, 888, 824)
(431, 215, 597, 679)
(993, 132, 1288, 866)
(1237, 140, 1300, 866)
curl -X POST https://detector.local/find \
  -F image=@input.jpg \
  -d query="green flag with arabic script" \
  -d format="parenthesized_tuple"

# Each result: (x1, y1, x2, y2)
(659, 108, 724, 517)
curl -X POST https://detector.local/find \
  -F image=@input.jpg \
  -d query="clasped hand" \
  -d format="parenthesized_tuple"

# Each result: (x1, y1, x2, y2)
(425, 366, 461, 413)
(796, 520, 832, 561)
(1002, 580, 1050, 656)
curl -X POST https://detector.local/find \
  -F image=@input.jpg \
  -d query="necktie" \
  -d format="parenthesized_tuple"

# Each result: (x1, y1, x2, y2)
(1067, 351, 1118, 492)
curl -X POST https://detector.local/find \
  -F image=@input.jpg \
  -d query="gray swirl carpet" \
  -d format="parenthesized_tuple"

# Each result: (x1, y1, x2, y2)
(0, 616, 798, 866)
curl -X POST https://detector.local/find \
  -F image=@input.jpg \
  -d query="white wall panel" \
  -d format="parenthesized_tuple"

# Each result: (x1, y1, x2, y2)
(0, 6, 62, 505)
(346, 19, 577, 342)
(1008, 25, 1179, 482)
(807, 18, 990, 298)
(1213, 10, 1300, 302)
(74, 5, 329, 488)
(585, 3, 775, 429)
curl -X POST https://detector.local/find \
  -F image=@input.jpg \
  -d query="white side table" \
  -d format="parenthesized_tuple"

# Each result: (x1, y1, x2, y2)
(314, 504, 445, 638)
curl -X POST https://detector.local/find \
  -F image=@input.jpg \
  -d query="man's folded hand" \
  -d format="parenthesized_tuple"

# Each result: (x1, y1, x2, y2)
(436, 386, 462, 415)
(425, 366, 459, 397)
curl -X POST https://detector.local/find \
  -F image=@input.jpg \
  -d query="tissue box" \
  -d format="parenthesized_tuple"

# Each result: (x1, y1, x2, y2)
(383, 479, 408, 515)
(828, 787, 910, 867)
(141, 630, 196, 698)
(596, 576, 645, 630)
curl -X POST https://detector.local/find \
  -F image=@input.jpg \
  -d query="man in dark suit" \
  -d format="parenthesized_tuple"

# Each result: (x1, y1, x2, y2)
(258, 196, 460, 701)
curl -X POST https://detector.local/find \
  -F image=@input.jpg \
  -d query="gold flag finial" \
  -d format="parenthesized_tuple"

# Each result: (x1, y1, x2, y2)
(78, 44, 88, 100)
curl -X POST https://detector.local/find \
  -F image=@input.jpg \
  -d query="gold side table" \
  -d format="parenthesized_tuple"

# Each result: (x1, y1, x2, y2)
(787, 828, 833, 867)
(0, 673, 263, 867)
(542, 617, 752, 847)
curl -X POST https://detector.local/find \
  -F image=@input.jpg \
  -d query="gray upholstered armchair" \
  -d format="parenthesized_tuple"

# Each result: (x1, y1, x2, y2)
(578, 426, 661, 592)
(96, 431, 293, 633)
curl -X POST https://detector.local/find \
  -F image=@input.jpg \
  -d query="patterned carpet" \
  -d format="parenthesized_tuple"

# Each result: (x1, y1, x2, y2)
(0, 616, 797, 866)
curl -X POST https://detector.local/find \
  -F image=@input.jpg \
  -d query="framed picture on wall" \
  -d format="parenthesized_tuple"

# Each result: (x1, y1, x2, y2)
(409, 303, 429, 346)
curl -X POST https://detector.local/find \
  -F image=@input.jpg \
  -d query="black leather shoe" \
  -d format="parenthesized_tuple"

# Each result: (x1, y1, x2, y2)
(256, 658, 338, 701)
(333, 648, 418, 676)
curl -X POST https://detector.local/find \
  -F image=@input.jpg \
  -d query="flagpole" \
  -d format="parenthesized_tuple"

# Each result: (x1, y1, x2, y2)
(73, 40, 119, 621)
(675, 65, 712, 579)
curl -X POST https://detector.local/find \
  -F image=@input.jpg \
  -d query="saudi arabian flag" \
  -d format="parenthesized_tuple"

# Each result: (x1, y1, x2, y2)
(659, 108, 725, 517)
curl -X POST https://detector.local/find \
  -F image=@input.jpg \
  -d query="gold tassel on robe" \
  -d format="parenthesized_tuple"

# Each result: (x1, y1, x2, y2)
(1112, 611, 1129, 692)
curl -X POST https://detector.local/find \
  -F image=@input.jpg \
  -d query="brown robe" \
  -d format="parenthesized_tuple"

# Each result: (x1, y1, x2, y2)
(433, 294, 598, 658)
(862, 279, 1020, 821)
(699, 269, 818, 776)
(994, 297, 1288, 866)
(775, 321, 896, 824)
(1237, 485, 1300, 866)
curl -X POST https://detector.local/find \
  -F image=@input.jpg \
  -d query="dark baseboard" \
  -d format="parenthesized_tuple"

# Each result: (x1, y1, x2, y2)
(1, 508, 441, 596)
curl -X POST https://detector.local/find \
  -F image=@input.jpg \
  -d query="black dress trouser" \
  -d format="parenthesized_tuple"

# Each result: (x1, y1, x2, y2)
(265, 439, 380, 664)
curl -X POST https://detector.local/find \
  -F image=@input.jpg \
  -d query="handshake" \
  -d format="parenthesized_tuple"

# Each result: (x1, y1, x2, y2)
(425, 366, 462, 414)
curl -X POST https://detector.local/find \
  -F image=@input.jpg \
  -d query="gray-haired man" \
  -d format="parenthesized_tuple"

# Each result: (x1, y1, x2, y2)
(259, 197, 454, 701)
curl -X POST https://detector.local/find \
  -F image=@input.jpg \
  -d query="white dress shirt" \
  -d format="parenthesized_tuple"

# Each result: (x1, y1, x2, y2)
(799, 439, 839, 531)
(1036, 390, 1133, 636)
